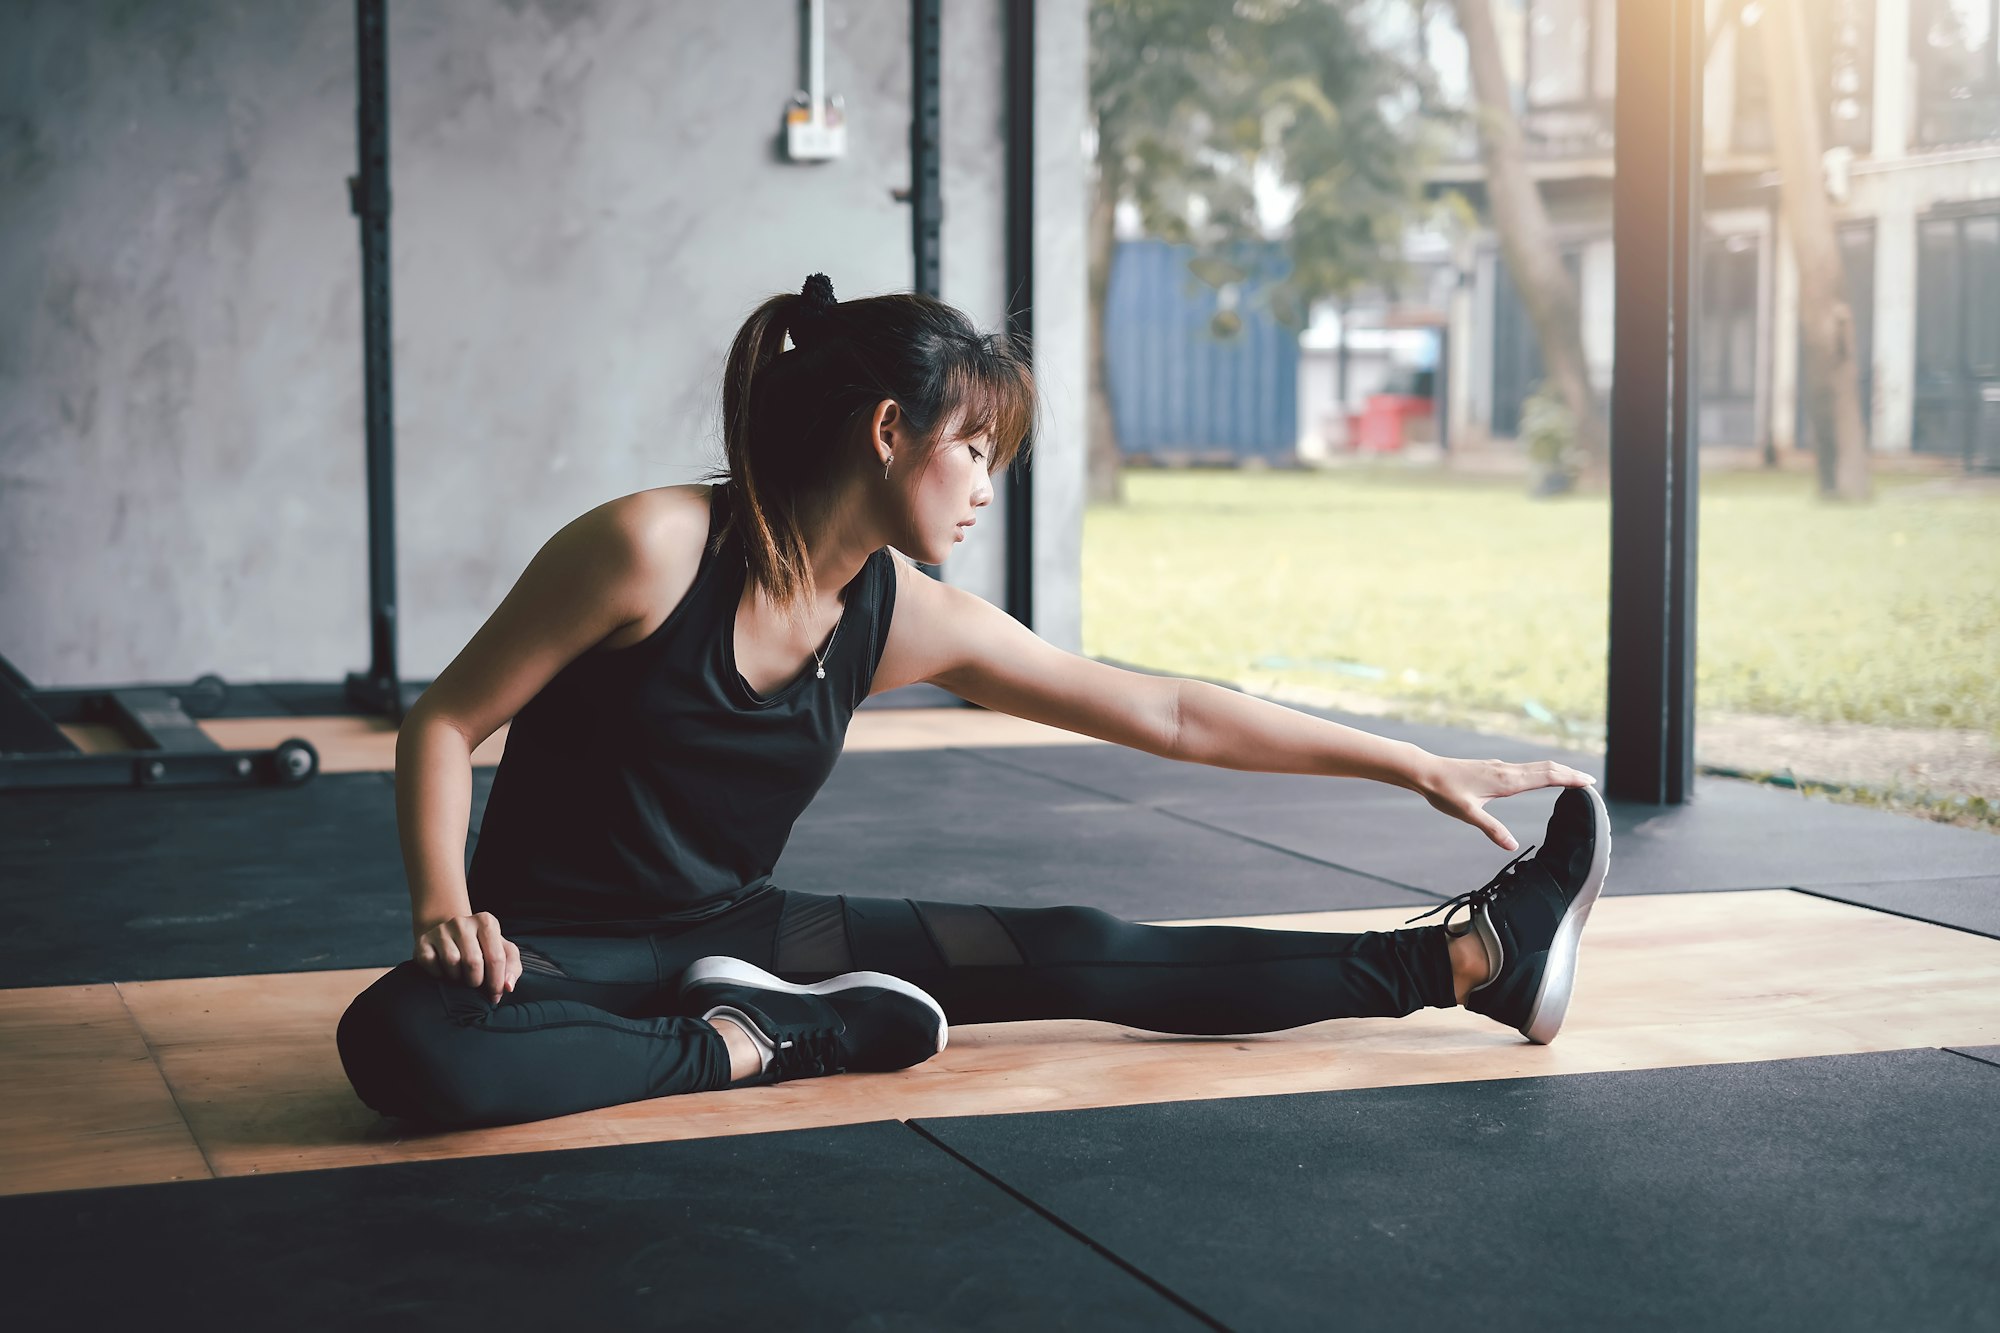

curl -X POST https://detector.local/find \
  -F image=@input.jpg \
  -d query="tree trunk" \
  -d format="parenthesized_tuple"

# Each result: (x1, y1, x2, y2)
(1450, 0, 1608, 484)
(1756, 0, 1871, 500)
(1087, 162, 1126, 505)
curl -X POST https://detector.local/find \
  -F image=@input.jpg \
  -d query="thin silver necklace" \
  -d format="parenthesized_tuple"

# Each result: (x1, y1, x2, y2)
(744, 554, 840, 683)
(811, 619, 840, 679)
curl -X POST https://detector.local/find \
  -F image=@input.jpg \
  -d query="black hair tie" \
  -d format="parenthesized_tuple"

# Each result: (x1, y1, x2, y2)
(791, 272, 837, 350)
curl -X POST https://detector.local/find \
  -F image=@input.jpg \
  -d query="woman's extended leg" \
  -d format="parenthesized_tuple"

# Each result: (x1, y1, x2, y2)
(916, 899, 1462, 1030)
(714, 784, 1610, 1044)
(675, 890, 1462, 1034)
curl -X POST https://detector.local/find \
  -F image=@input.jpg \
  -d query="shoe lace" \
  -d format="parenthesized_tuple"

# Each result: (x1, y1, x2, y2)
(1403, 843, 1540, 935)
(769, 1025, 847, 1081)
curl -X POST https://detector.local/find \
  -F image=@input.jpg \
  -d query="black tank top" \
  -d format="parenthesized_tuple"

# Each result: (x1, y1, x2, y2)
(465, 483, 898, 934)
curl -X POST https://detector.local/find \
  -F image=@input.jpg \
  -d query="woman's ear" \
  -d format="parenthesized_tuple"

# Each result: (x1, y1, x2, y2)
(874, 398, 902, 444)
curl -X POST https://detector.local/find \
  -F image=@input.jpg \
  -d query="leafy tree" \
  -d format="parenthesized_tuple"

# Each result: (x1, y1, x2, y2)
(1088, 0, 1428, 503)
(1447, 0, 1605, 488)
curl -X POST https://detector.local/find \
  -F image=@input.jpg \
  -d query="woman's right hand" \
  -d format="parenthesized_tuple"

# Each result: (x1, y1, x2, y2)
(414, 912, 521, 1005)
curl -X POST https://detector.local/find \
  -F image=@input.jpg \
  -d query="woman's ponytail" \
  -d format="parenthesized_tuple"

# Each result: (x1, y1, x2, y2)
(700, 273, 1038, 625)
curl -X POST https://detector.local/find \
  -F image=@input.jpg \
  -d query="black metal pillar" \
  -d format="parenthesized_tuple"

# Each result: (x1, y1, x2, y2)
(910, 0, 942, 301)
(345, 0, 403, 720)
(1607, 0, 1703, 803)
(1002, 0, 1035, 629)
(909, 0, 945, 582)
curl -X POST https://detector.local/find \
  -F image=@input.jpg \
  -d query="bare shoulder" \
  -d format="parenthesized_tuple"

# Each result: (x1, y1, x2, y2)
(408, 483, 718, 741)
(588, 484, 716, 652)
(599, 482, 711, 542)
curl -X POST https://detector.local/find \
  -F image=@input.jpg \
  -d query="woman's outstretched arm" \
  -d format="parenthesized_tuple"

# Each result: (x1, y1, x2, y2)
(878, 560, 1593, 852)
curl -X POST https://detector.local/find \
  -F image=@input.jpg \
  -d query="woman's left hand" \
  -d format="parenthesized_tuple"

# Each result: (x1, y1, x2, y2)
(1416, 756, 1598, 851)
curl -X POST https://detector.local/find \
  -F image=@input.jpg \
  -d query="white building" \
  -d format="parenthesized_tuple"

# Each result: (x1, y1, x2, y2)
(1320, 0, 2000, 470)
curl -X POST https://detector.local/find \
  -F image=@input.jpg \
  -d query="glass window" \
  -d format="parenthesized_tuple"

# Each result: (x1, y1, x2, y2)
(1963, 213, 2000, 378)
(1915, 217, 1963, 389)
(1525, 0, 1616, 108)
(1912, 0, 2000, 146)
(1527, 0, 1591, 107)
(1825, 0, 1875, 151)
(1591, 0, 1617, 98)
(1700, 239, 1759, 402)
(1910, 206, 2000, 463)
(1732, 0, 1875, 155)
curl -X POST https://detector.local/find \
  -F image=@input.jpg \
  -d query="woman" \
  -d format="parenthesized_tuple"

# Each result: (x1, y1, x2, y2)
(336, 273, 1610, 1131)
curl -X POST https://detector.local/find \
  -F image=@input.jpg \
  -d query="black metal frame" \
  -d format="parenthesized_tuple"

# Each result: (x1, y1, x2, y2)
(0, 655, 319, 792)
(345, 0, 405, 721)
(910, 0, 943, 302)
(1003, 0, 1036, 629)
(909, 0, 946, 583)
(1606, 0, 1704, 804)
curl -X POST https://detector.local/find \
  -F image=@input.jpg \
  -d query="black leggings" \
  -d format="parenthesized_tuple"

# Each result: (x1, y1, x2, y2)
(336, 886, 1459, 1129)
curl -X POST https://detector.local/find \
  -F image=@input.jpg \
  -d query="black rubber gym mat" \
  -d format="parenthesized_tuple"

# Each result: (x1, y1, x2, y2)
(0, 1120, 1202, 1332)
(1798, 876, 2000, 941)
(0, 749, 1431, 987)
(917, 1049, 2000, 1332)
(779, 798, 1431, 918)
(963, 743, 2000, 894)
(0, 773, 423, 986)
(786, 747, 1435, 917)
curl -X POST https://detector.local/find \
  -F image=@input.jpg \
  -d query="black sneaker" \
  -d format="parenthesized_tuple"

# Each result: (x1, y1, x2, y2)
(1405, 783, 1611, 1045)
(678, 957, 948, 1081)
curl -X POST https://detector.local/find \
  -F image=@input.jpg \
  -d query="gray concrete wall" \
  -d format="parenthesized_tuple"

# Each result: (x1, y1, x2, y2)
(0, 0, 1088, 686)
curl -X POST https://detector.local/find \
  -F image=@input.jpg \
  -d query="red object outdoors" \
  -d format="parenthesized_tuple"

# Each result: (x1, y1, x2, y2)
(1351, 393, 1435, 453)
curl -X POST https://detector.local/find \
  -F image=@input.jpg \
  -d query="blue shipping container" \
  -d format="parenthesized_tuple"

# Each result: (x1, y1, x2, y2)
(1104, 238, 1299, 460)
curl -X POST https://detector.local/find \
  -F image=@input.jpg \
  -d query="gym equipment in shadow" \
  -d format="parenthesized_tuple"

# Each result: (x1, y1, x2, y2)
(0, 654, 318, 792)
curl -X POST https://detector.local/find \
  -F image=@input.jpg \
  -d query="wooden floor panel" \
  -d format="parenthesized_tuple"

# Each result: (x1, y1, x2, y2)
(0, 985, 211, 1197)
(3, 889, 1995, 1198)
(61, 706, 1096, 775)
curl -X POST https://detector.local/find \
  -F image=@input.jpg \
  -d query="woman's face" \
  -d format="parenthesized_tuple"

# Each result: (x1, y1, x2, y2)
(917, 429, 995, 562)
(879, 400, 994, 563)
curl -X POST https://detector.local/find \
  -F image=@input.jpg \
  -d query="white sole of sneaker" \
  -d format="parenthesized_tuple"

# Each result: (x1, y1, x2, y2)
(1521, 783, 1612, 1045)
(678, 956, 950, 1055)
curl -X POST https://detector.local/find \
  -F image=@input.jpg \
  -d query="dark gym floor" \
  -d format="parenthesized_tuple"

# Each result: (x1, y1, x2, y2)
(2, 691, 1996, 1330)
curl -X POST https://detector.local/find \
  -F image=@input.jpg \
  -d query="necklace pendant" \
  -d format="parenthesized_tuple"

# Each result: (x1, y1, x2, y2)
(815, 666, 826, 679)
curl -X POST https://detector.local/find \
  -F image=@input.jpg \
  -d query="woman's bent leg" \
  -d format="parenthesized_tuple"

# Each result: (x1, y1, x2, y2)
(335, 934, 732, 1130)
(747, 891, 1460, 1034)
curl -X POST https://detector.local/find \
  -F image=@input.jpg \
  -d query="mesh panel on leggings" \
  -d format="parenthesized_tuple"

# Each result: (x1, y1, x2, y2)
(909, 900, 1026, 967)
(774, 892, 853, 973)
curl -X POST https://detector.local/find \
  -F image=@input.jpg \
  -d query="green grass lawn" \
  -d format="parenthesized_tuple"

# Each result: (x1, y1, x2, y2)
(1081, 465, 2000, 745)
